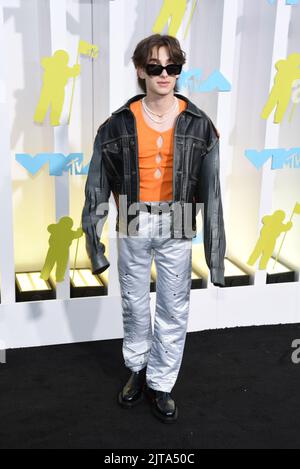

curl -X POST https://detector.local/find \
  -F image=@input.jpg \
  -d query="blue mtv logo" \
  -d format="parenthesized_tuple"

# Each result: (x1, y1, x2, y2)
(267, 0, 299, 4)
(245, 148, 300, 169)
(177, 68, 231, 93)
(16, 153, 90, 176)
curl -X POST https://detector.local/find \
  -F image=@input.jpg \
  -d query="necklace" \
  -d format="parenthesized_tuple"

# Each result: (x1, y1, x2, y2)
(142, 97, 178, 123)
(142, 96, 177, 116)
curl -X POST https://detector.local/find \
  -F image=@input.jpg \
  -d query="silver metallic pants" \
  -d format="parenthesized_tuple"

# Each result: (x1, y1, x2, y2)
(117, 201, 193, 393)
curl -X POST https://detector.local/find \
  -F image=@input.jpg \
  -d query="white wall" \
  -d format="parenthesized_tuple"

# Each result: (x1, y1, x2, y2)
(0, 0, 299, 350)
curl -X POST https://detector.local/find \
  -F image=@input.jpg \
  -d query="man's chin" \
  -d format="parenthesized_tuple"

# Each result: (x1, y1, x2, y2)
(153, 87, 173, 95)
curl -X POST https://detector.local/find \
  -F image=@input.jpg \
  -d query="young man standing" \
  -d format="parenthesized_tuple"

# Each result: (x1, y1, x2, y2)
(82, 34, 226, 424)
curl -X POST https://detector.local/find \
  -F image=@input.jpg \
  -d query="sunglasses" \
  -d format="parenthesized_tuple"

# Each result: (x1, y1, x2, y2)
(145, 63, 183, 76)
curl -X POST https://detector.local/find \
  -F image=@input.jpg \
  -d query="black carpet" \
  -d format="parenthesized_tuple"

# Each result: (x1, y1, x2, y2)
(1, 323, 300, 449)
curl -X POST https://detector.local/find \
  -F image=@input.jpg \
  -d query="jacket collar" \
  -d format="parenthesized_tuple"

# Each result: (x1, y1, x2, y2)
(111, 93, 203, 118)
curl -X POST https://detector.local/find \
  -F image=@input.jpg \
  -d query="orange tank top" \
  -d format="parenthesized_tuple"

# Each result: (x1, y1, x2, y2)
(129, 97, 187, 202)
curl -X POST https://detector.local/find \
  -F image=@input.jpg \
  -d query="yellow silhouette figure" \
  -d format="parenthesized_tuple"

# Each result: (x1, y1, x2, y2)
(152, 0, 188, 37)
(40, 216, 83, 282)
(261, 53, 300, 124)
(247, 210, 293, 270)
(34, 50, 80, 126)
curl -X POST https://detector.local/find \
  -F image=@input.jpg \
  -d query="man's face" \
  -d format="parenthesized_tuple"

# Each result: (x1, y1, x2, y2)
(137, 45, 180, 96)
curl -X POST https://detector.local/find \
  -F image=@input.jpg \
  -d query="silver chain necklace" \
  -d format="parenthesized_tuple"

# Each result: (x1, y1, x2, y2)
(142, 96, 178, 123)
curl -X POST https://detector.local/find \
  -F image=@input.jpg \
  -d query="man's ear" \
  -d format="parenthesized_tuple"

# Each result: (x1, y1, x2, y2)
(137, 66, 146, 80)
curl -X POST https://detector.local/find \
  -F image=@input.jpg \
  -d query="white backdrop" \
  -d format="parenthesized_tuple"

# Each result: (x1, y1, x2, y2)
(0, 0, 300, 349)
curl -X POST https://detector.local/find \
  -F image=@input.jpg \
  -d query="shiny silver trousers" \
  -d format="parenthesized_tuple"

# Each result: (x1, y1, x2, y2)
(117, 201, 193, 393)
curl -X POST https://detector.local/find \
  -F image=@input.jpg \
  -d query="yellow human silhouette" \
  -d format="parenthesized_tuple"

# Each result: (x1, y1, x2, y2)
(34, 50, 80, 126)
(40, 216, 83, 282)
(261, 53, 300, 123)
(152, 0, 188, 36)
(247, 210, 293, 270)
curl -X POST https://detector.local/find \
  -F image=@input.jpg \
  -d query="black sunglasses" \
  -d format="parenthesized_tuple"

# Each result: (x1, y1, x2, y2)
(145, 63, 183, 76)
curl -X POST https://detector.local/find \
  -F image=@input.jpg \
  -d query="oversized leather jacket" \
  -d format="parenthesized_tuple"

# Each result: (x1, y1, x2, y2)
(81, 93, 226, 286)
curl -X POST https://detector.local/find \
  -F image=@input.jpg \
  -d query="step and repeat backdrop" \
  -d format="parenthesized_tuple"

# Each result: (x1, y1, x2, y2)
(0, 0, 300, 349)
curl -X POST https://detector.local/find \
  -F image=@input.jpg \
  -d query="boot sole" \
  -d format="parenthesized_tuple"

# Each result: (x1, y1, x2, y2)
(118, 390, 144, 408)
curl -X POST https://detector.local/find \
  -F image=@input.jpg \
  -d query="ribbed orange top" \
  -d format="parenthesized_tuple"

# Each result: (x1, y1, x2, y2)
(129, 97, 187, 202)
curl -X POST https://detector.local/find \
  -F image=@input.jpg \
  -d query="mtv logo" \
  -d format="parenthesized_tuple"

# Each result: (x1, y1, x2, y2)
(267, 0, 299, 4)
(245, 147, 300, 169)
(16, 153, 90, 176)
(177, 68, 231, 93)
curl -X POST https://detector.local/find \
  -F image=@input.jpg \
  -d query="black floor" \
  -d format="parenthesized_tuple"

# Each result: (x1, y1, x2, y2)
(1, 323, 300, 449)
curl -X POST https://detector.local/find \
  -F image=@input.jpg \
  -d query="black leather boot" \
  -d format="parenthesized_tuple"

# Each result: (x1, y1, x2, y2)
(145, 385, 178, 423)
(118, 367, 147, 408)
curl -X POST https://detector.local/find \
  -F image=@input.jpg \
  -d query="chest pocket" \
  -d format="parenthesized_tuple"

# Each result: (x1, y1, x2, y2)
(188, 141, 206, 182)
(102, 140, 124, 186)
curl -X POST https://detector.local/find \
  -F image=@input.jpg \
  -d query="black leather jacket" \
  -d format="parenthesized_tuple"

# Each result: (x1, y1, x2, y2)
(82, 93, 226, 286)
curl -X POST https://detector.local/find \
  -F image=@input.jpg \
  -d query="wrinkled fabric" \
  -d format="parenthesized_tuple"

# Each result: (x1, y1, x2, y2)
(117, 202, 193, 393)
(81, 92, 227, 286)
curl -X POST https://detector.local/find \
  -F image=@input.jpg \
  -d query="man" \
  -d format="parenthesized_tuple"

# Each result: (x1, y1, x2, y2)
(82, 34, 226, 424)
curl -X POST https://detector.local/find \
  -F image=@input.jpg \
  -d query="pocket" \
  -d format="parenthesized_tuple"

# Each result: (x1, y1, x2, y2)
(189, 141, 206, 179)
(104, 140, 121, 153)
(104, 153, 120, 178)
(186, 179, 198, 202)
(103, 140, 123, 182)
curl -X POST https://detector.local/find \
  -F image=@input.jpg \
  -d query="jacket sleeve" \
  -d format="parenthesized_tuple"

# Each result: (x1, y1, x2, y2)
(81, 126, 111, 275)
(196, 118, 226, 287)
